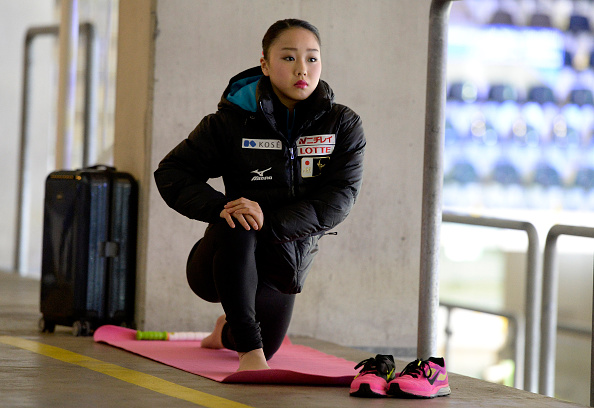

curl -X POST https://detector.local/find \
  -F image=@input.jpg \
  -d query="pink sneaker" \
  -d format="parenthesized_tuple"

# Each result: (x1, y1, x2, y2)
(387, 357, 451, 398)
(349, 354, 396, 398)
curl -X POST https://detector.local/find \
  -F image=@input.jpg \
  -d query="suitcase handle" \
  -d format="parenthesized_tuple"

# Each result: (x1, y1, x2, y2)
(86, 164, 116, 172)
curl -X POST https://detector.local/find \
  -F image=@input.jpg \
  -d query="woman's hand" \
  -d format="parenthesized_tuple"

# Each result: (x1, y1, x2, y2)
(220, 198, 264, 231)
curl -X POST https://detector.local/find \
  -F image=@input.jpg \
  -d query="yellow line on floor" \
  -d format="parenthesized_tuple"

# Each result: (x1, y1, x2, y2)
(0, 336, 254, 408)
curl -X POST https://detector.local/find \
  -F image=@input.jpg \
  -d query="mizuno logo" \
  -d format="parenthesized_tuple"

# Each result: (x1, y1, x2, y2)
(251, 168, 271, 177)
(250, 168, 272, 181)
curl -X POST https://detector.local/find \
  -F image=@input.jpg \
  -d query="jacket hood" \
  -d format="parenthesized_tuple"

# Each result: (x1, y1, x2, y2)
(222, 66, 263, 113)
(221, 66, 334, 117)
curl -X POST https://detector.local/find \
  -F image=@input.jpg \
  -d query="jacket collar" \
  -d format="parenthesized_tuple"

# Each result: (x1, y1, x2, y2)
(256, 74, 334, 136)
(220, 66, 335, 137)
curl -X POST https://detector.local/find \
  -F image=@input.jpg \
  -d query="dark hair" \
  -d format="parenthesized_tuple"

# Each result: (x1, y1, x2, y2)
(262, 19, 321, 60)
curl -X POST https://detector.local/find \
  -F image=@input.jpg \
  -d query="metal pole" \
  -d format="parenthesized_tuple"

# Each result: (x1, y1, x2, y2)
(539, 225, 594, 397)
(524, 219, 542, 393)
(417, 0, 454, 361)
(442, 212, 540, 391)
(14, 26, 59, 275)
(590, 262, 594, 407)
(14, 23, 94, 275)
(80, 22, 95, 167)
(55, 0, 79, 170)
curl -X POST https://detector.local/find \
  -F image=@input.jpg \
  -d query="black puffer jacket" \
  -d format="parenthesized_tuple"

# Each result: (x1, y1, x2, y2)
(154, 66, 365, 293)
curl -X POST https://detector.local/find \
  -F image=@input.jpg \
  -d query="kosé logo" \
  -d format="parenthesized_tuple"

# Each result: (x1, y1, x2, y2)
(242, 138, 282, 150)
(251, 168, 272, 181)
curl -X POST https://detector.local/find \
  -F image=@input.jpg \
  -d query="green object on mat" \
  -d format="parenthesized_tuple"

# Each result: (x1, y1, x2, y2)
(136, 331, 168, 340)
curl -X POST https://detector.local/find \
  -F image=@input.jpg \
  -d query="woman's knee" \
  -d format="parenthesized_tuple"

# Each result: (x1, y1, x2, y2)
(219, 226, 258, 254)
(185, 225, 259, 302)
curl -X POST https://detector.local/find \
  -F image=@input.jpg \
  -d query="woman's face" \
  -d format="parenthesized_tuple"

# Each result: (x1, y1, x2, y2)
(260, 27, 322, 111)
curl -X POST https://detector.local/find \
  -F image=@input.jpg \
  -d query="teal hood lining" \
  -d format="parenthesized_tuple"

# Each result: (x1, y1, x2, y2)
(226, 75, 262, 113)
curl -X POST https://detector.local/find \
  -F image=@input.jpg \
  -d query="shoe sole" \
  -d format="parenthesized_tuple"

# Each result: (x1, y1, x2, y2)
(387, 383, 451, 398)
(349, 383, 388, 398)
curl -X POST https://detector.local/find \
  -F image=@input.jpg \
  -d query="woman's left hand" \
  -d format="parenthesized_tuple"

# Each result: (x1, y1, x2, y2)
(222, 198, 264, 231)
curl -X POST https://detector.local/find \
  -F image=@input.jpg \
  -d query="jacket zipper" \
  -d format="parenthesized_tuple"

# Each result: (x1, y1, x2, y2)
(289, 147, 296, 198)
(259, 100, 297, 199)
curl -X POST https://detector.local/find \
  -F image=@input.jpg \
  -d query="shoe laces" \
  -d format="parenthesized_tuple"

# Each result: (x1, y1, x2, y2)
(399, 359, 432, 379)
(354, 354, 395, 379)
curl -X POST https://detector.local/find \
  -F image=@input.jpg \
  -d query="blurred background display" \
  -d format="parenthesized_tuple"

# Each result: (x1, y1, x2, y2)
(439, 1, 594, 405)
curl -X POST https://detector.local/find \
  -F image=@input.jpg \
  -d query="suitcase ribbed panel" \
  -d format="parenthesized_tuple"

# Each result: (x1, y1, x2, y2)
(108, 177, 136, 322)
(85, 176, 109, 319)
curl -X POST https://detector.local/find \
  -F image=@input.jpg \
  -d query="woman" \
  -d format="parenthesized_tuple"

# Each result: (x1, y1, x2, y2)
(154, 18, 365, 371)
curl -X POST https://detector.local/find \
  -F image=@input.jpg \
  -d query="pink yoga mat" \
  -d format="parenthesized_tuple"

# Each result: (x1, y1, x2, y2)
(94, 325, 358, 385)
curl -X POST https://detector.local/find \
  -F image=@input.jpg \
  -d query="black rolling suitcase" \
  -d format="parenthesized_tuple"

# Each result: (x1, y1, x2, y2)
(39, 165, 137, 336)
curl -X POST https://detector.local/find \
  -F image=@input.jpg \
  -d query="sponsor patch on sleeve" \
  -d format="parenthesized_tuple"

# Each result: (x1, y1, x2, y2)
(242, 138, 282, 150)
(296, 134, 335, 156)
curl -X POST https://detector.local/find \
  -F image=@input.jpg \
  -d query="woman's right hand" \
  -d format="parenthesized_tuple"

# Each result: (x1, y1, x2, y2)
(220, 198, 264, 231)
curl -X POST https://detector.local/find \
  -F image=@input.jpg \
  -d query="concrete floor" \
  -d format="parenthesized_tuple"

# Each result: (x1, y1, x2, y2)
(0, 271, 587, 408)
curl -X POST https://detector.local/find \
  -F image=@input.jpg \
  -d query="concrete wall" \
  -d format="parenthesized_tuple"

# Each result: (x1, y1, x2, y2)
(116, 0, 432, 351)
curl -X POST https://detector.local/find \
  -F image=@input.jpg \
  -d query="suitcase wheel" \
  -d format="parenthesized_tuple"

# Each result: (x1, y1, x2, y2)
(72, 320, 93, 337)
(39, 317, 56, 333)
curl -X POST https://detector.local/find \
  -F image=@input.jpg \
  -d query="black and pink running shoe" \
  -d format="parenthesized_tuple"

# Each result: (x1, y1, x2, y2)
(387, 357, 451, 398)
(349, 354, 396, 398)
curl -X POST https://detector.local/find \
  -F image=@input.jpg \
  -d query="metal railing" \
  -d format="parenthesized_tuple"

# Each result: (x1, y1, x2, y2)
(440, 301, 525, 389)
(441, 212, 540, 392)
(14, 23, 95, 275)
(538, 224, 594, 405)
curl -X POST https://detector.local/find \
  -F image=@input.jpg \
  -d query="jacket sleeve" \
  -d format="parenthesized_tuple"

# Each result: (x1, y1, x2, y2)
(264, 108, 365, 243)
(154, 114, 228, 224)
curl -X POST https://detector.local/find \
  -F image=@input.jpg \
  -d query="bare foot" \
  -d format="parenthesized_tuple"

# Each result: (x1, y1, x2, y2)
(237, 348, 270, 371)
(200, 314, 226, 349)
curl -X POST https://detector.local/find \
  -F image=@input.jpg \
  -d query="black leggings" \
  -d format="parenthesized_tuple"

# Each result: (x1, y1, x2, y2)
(186, 222, 296, 360)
